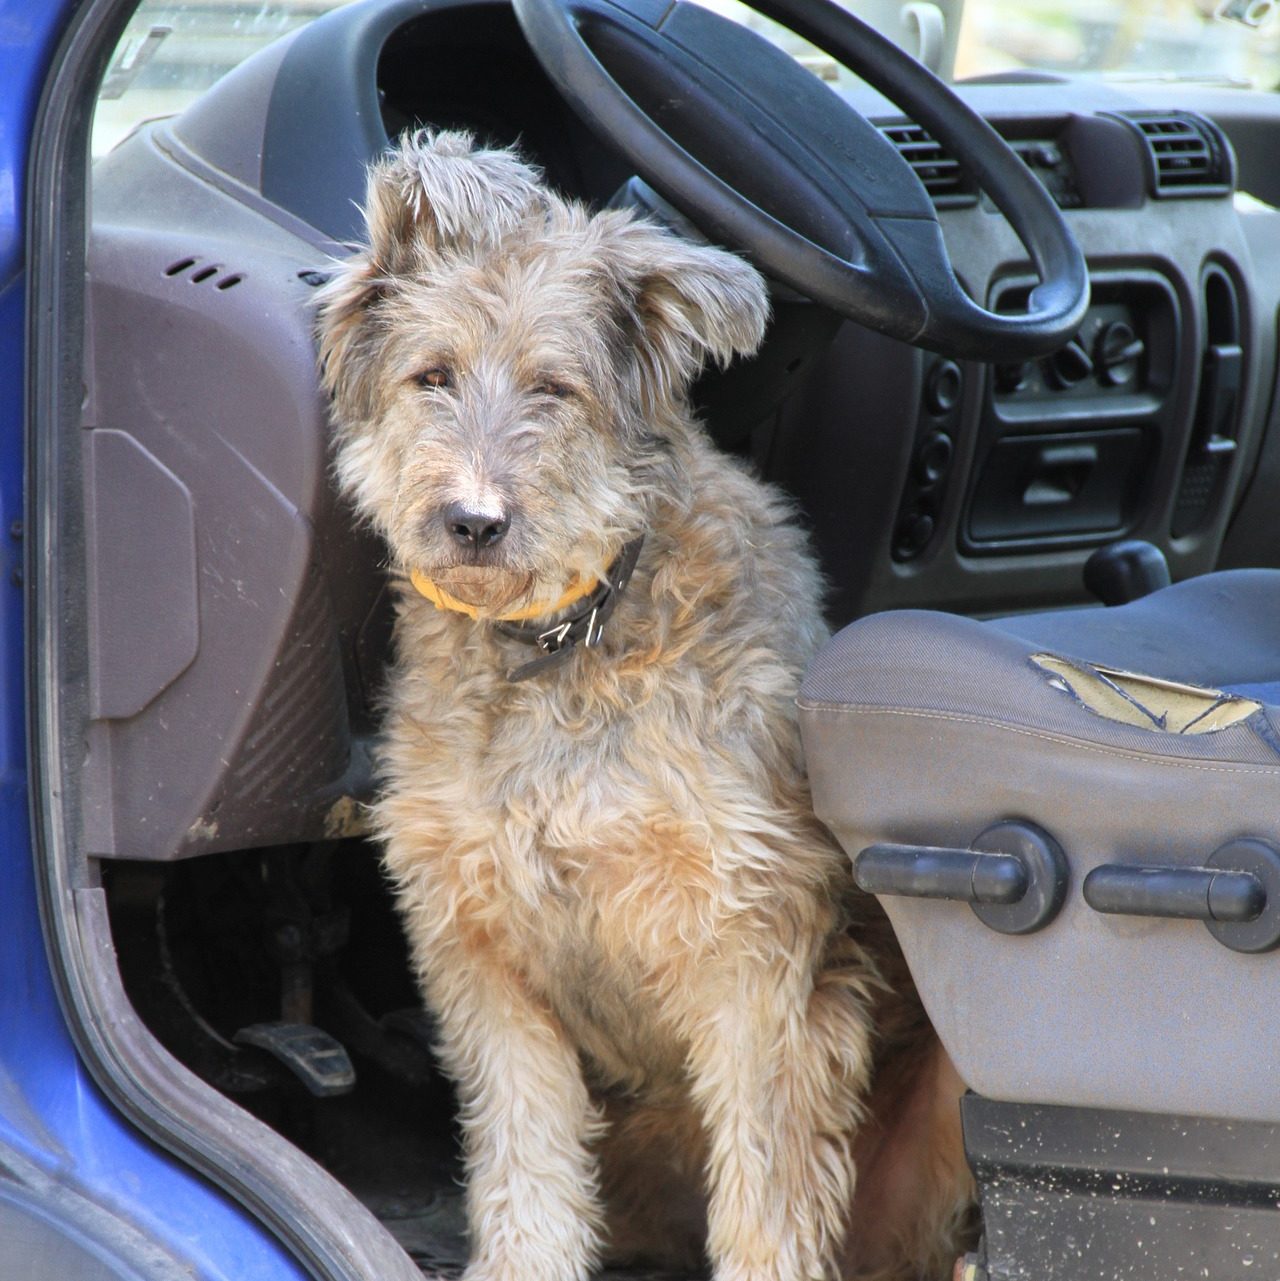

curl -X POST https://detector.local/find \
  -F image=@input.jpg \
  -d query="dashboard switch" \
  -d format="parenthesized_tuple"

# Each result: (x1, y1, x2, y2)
(915, 431, 954, 488)
(994, 361, 1028, 394)
(1045, 337, 1094, 389)
(893, 510, 936, 560)
(926, 359, 963, 414)
(1094, 320, 1144, 387)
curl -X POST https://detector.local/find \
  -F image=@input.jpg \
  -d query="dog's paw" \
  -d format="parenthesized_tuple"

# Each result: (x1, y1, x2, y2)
(461, 1258, 591, 1281)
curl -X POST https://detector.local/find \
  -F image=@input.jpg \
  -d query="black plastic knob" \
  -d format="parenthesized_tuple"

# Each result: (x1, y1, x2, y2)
(1084, 539, 1171, 606)
(993, 361, 1028, 395)
(925, 360, 963, 415)
(892, 510, 935, 561)
(1045, 338, 1093, 389)
(1094, 320, 1144, 387)
(915, 432, 954, 488)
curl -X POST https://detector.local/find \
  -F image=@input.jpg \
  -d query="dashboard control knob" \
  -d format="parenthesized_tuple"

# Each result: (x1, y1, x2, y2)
(915, 432, 954, 488)
(925, 359, 963, 415)
(994, 361, 1029, 394)
(893, 510, 935, 560)
(1094, 320, 1144, 387)
(1045, 337, 1093, 389)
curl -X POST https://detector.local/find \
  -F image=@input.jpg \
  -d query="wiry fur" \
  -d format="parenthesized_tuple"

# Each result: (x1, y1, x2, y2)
(317, 129, 972, 1281)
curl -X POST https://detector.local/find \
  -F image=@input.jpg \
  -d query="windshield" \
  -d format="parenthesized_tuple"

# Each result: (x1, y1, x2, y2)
(957, 0, 1280, 86)
(94, 0, 1280, 160)
(701, 0, 1280, 88)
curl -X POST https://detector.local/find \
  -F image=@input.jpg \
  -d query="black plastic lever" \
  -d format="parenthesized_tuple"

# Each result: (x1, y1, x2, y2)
(856, 845, 1028, 904)
(1195, 341, 1242, 459)
(854, 821, 1068, 935)
(1083, 865, 1263, 923)
(1081, 839, 1280, 953)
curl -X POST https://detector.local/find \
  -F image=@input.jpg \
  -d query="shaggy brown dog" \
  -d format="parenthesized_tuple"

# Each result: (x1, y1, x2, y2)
(317, 130, 971, 1281)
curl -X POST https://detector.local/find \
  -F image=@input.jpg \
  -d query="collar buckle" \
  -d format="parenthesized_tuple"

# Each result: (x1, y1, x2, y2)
(536, 620, 574, 654)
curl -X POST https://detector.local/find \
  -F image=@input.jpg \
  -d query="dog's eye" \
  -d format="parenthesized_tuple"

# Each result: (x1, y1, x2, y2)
(415, 367, 452, 390)
(534, 379, 571, 399)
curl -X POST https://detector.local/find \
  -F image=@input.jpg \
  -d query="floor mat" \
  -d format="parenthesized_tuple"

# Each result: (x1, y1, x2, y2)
(377, 1187, 702, 1279)
(300, 1063, 704, 1280)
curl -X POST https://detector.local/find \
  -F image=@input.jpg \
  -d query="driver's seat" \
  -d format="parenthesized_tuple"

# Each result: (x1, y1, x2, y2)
(797, 567, 1280, 1126)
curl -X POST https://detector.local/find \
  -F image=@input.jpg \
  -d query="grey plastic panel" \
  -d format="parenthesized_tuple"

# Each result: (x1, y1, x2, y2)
(85, 130, 388, 861)
(86, 431, 198, 721)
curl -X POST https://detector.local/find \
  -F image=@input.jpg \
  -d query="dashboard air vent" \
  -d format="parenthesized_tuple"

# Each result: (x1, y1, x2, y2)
(163, 256, 245, 290)
(1113, 111, 1234, 198)
(878, 123, 977, 208)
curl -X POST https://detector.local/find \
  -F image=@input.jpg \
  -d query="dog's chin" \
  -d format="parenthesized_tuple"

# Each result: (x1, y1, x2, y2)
(428, 565, 536, 613)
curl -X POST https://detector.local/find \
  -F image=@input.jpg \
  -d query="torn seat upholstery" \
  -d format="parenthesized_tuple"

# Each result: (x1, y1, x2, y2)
(797, 569, 1280, 1121)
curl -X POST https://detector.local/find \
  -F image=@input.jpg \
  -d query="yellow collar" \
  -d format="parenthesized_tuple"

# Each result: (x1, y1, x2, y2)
(408, 568, 600, 622)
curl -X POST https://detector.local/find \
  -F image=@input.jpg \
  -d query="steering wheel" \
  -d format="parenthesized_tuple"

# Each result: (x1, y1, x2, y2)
(510, 0, 1089, 360)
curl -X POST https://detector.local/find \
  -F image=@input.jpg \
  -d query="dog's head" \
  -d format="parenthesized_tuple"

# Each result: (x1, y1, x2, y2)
(316, 130, 769, 617)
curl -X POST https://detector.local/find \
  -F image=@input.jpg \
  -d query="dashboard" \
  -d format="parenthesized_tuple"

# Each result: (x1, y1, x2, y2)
(84, 0, 1280, 863)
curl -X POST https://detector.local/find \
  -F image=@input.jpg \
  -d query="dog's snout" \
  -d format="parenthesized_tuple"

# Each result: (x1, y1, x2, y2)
(444, 501, 510, 550)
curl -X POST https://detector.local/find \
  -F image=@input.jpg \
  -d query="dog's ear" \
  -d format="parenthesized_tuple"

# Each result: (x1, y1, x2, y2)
(317, 131, 544, 419)
(605, 219, 770, 408)
(363, 129, 545, 273)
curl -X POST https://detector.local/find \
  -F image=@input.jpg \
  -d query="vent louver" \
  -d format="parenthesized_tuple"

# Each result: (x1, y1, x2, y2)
(1114, 112, 1234, 198)
(163, 256, 245, 290)
(878, 123, 977, 208)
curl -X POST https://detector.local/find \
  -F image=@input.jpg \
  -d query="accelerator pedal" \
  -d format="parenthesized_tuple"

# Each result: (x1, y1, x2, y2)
(233, 1021, 356, 1097)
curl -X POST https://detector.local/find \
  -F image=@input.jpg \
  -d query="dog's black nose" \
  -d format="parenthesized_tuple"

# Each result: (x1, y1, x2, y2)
(444, 502, 510, 549)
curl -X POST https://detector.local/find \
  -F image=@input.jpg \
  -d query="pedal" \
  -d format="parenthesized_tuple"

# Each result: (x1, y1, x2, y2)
(233, 1021, 356, 1097)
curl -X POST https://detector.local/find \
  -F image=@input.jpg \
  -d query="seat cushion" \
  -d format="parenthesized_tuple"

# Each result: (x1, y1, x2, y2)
(797, 569, 1280, 1122)
(992, 568, 1280, 692)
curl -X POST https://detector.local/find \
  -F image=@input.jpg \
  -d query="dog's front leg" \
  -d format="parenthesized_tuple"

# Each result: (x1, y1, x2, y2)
(686, 959, 873, 1281)
(427, 952, 606, 1281)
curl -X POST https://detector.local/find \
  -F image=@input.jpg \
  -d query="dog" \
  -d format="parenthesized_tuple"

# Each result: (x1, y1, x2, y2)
(317, 129, 972, 1281)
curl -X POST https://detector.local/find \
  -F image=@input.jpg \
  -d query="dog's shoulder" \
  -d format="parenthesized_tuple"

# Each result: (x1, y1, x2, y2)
(643, 431, 828, 665)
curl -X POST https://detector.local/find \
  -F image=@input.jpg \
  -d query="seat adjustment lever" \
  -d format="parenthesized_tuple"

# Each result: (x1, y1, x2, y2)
(855, 821, 1068, 935)
(1082, 839, 1280, 953)
(1083, 865, 1263, 922)
(856, 845, 1027, 903)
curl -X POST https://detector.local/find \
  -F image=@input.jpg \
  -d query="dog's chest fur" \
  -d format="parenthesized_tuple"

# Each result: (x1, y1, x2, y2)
(382, 624, 764, 1089)
(377, 445, 837, 1093)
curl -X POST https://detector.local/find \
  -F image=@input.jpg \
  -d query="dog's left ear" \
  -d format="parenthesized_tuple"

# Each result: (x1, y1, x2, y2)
(363, 129, 545, 274)
(318, 130, 545, 420)
(605, 219, 770, 406)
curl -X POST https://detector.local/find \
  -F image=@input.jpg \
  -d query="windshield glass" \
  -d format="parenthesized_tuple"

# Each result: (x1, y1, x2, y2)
(957, 0, 1280, 86)
(93, 1, 355, 158)
(94, 0, 1280, 160)
(700, 0, 1280, 87)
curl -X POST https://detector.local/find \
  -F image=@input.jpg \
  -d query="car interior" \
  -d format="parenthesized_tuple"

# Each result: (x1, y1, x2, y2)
(30, 0, 1280, 1276)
